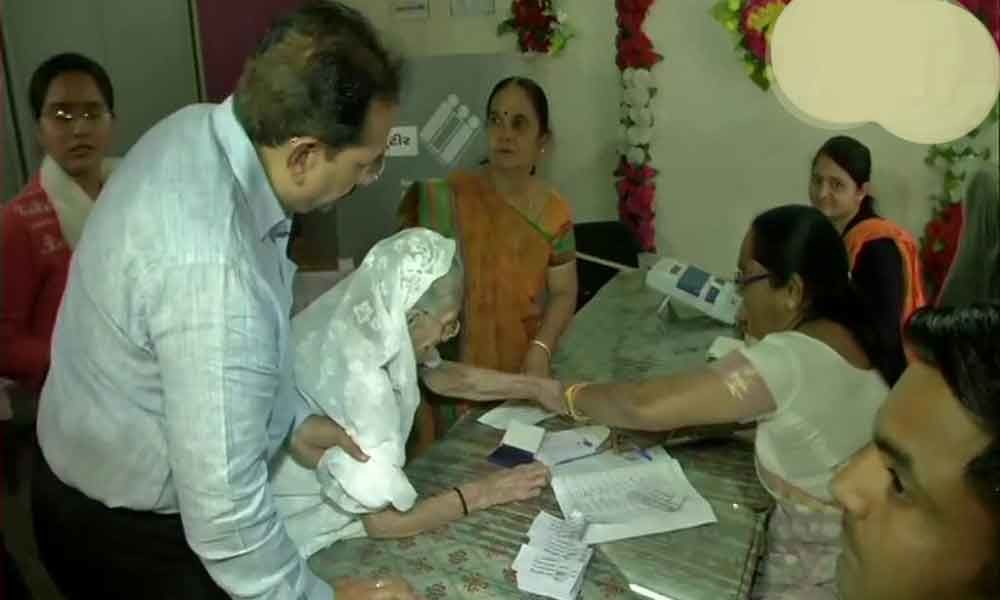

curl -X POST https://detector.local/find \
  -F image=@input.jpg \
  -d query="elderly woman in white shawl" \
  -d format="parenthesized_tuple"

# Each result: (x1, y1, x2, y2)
(271, 228, 553, 557)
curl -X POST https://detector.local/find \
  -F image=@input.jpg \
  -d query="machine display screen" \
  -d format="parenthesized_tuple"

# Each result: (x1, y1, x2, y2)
(677, 266, 711, 297)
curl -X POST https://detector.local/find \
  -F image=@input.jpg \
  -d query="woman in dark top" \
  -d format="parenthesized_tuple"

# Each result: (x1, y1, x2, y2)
(809, 136, 926, 374)
(809, 136, 927, 322)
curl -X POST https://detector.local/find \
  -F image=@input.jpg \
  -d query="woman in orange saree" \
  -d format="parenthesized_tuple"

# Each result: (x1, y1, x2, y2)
(399, 77, 577, 445)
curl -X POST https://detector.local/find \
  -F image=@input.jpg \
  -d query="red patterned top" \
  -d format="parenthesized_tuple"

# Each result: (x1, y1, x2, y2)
(1, 176, 73, 392)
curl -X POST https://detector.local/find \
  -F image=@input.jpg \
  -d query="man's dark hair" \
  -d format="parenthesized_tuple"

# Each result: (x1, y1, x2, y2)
(234, 0, 403, 150)
(906, 303, 1000, 594)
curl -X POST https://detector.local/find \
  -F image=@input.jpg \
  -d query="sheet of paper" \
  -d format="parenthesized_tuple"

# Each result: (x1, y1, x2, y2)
(552, 457, 717, 544)
(536, 426, 610, 466)
(552, 445, 673, 477)
(477, 400, 555, 430)
(501, 421, 546, 453)
(526, 511, 587, 550)
(513, 512, 593, 600)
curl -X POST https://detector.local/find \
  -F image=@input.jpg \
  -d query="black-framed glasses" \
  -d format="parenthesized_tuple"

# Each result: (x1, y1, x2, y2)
(733, 271, 770, 291)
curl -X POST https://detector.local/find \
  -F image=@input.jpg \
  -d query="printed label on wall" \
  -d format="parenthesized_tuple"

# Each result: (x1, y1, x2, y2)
(386, 126, 419, 157)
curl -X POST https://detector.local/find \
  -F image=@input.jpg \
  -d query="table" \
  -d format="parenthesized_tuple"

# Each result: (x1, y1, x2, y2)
(310, 271, 772, 599)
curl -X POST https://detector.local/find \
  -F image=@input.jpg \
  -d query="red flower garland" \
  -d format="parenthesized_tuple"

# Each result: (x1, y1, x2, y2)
(615, 0, 662, 252)
(921, 202, 964, 298)
(918, 1, 998, 295)
(957, 0, 1000, 51)
(498, 0, 573, 55)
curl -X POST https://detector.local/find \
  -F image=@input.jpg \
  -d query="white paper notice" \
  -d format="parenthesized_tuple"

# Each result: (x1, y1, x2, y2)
(385, 125, 419, 157)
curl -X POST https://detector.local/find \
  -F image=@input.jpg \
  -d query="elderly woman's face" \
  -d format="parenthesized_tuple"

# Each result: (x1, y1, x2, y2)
(408, 307, 461, 363)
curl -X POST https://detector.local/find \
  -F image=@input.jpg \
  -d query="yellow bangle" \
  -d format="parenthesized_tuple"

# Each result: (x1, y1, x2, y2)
(563, 383, 592, 422)
(530, 339, 552, 361)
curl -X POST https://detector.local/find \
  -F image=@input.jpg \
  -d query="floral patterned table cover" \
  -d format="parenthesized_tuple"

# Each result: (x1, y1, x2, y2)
(309, 271, 773, 599)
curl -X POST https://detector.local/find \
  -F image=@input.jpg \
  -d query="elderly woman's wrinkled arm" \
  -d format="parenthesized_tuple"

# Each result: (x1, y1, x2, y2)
(361, 462, 550, 538)
(419, 360, 559, 404)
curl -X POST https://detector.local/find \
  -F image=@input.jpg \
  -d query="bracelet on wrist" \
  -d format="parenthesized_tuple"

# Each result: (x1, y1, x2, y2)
(563, 382, 592, 423)
(454, 486, 470, 516)
(529, 339, 552, 362)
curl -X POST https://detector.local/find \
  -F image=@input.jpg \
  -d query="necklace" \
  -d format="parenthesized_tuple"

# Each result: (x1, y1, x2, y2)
(486, 167, 544, 221)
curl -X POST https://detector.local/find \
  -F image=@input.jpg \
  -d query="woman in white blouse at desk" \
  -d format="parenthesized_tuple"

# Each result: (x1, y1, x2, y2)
(534, 205, 902, 599)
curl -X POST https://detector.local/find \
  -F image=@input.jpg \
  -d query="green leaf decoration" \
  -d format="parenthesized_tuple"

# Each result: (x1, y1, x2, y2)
(711, 1, 736, 23)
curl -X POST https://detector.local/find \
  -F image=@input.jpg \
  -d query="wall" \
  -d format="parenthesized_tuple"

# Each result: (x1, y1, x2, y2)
(343, 0, 998, 275)
(196, 0, 304, 102)
(645, 0, 999, 273)
(2, 0, 201, 176)
(339, 0, 621, 225)
(1, 10, 24, 201)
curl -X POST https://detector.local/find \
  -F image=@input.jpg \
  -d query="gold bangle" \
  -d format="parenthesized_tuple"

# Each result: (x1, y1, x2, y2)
(531, 338, 552, 362)
(563, 383, 592, 422)
(530, 339, 552, 361)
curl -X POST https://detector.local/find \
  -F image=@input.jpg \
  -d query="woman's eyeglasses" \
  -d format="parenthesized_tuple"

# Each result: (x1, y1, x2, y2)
(42, 105, 110, 126)
(408, 310, 461, 341)
(733, 271, 770, 291)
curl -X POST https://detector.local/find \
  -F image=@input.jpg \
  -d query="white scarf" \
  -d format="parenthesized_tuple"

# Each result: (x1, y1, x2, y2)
(39, 155, 119, 250)
(270, 228, 457, 557)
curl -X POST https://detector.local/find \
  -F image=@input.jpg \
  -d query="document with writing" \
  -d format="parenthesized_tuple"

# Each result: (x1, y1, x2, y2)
(512, 511, 593, 600)
(551, 454, 717, 544)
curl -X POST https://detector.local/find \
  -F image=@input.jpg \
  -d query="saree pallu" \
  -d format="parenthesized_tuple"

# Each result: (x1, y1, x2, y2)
(751, 492, 842, 600)
(399, 170, 574, 437)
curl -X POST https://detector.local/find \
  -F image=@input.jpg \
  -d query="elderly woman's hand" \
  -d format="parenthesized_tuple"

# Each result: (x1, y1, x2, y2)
(460, 462, 551, 512)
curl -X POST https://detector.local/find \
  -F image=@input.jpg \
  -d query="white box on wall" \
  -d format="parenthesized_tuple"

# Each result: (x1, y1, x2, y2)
(450, 0, 495, 17)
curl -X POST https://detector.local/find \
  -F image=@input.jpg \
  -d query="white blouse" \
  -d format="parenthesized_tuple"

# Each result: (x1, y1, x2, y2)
(738, 331, 889, 502)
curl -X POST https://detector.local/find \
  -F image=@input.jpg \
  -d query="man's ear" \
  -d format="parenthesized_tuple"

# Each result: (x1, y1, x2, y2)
(286, 137, 324, 185)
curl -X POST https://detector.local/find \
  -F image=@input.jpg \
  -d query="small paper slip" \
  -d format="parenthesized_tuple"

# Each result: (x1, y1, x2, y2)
(487, 421, 546, 468)
(477, 400, 555, 430)
(526, 511, 588, 553)
(536, 426, 611, 466)
(552, 457, 717, 544)
(706, 336, 746, 361)
(513, 512, 593, 600)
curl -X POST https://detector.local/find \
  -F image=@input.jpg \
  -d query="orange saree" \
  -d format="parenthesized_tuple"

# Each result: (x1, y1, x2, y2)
(399, 170, 575, 436)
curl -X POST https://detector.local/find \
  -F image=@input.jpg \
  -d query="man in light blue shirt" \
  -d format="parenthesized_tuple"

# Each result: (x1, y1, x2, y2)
(32, 3, 419, 599)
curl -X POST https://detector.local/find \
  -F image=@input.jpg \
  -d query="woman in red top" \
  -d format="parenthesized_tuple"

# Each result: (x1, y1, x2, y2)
(1, 53, 117, 393)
